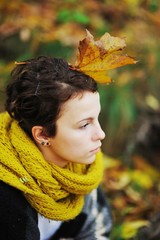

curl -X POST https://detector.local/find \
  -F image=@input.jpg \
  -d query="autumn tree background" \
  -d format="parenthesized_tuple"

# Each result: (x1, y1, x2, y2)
(0, 0, 160, 239)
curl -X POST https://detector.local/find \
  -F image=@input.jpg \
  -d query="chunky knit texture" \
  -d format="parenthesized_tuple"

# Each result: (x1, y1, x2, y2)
(0, 112, 104, 221)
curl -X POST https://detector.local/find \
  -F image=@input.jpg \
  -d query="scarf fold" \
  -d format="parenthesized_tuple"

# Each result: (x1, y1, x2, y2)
(0, 112, 104, 221)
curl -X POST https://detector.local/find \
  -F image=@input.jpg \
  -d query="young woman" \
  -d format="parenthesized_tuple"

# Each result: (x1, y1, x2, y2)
(0, 56, 112, 240)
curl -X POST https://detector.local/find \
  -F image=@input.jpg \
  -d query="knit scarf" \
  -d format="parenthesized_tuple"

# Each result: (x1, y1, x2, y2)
(0, 112, 104, 221)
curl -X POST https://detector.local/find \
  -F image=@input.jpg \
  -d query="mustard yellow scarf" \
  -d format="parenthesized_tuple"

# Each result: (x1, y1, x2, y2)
(0, 112, 104, 221)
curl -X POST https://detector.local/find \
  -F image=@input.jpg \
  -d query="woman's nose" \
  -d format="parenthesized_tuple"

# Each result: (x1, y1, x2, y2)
(92, 123, 105, 141)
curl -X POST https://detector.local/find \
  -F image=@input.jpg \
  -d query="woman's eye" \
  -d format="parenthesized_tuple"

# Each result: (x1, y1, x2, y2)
(80, 123, 90, 129)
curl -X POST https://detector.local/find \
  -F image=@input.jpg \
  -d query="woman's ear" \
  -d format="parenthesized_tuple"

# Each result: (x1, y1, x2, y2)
(32, 126, 49, 145)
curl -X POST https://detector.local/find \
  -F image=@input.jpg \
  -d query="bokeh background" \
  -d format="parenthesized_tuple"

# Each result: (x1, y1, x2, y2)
(0, 0, 160, 239)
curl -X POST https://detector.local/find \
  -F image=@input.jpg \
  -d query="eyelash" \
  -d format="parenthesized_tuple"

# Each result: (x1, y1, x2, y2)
(79, 112, 101, 129)
(80, 122, 90, 129)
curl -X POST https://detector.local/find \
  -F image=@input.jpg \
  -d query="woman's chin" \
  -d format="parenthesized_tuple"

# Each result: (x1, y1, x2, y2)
(84, 155, 96, 165)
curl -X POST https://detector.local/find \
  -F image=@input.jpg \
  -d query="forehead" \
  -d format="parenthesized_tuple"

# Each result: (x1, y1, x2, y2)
(59, 91, 100, 120)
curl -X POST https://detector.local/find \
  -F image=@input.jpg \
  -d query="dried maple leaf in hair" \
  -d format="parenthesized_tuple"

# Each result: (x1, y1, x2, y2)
(73, 30, 137, 84)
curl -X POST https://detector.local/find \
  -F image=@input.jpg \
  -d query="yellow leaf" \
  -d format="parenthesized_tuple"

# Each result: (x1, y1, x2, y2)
(121, 220, 149, 239)
(104, 167, 131, 190)
(103, 154, 121, 169)
(73, 30, 136, 84)
(133, 155, 160, 182)
(145, 94, 159, 110)
(131, 170, 153, 189)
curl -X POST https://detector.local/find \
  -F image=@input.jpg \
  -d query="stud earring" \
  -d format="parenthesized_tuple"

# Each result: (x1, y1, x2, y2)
(41, 141, 50, 146)
(46, 141, 51, 146)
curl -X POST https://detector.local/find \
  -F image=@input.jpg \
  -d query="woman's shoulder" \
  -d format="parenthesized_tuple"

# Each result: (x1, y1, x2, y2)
(0, 180, 37, 217)
(0, 181, 39, 240)
(0, 180, 34, 218)
(0, 180, 24, 199)
(0, 180, 31, 211)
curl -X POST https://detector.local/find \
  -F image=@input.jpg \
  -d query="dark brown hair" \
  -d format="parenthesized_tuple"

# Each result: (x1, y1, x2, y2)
(5, 56, 97, 138)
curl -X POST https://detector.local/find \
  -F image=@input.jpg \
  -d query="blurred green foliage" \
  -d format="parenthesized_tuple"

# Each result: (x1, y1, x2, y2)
(57, 9, 90, 24)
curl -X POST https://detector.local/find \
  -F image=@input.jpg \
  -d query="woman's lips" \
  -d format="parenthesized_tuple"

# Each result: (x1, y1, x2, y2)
(90, 146, 100, 154)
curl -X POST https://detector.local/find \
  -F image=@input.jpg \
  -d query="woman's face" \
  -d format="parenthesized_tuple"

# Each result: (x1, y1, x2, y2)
(47, 91, 105, 167)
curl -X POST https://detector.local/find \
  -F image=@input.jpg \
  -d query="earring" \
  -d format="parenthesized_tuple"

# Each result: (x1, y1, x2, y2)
(41, 141, 50, 146)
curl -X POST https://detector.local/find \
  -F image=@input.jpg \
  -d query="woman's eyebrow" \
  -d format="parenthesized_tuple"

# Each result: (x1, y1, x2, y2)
(77, 117, 93, 123)
(77, 108, 101, 124)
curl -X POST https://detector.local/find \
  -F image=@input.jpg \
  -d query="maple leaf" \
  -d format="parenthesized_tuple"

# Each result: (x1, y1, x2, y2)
(72, 30, 136, 84)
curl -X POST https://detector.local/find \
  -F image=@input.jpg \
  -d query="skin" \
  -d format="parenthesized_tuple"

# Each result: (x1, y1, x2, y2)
(33, 91, 105, 167)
